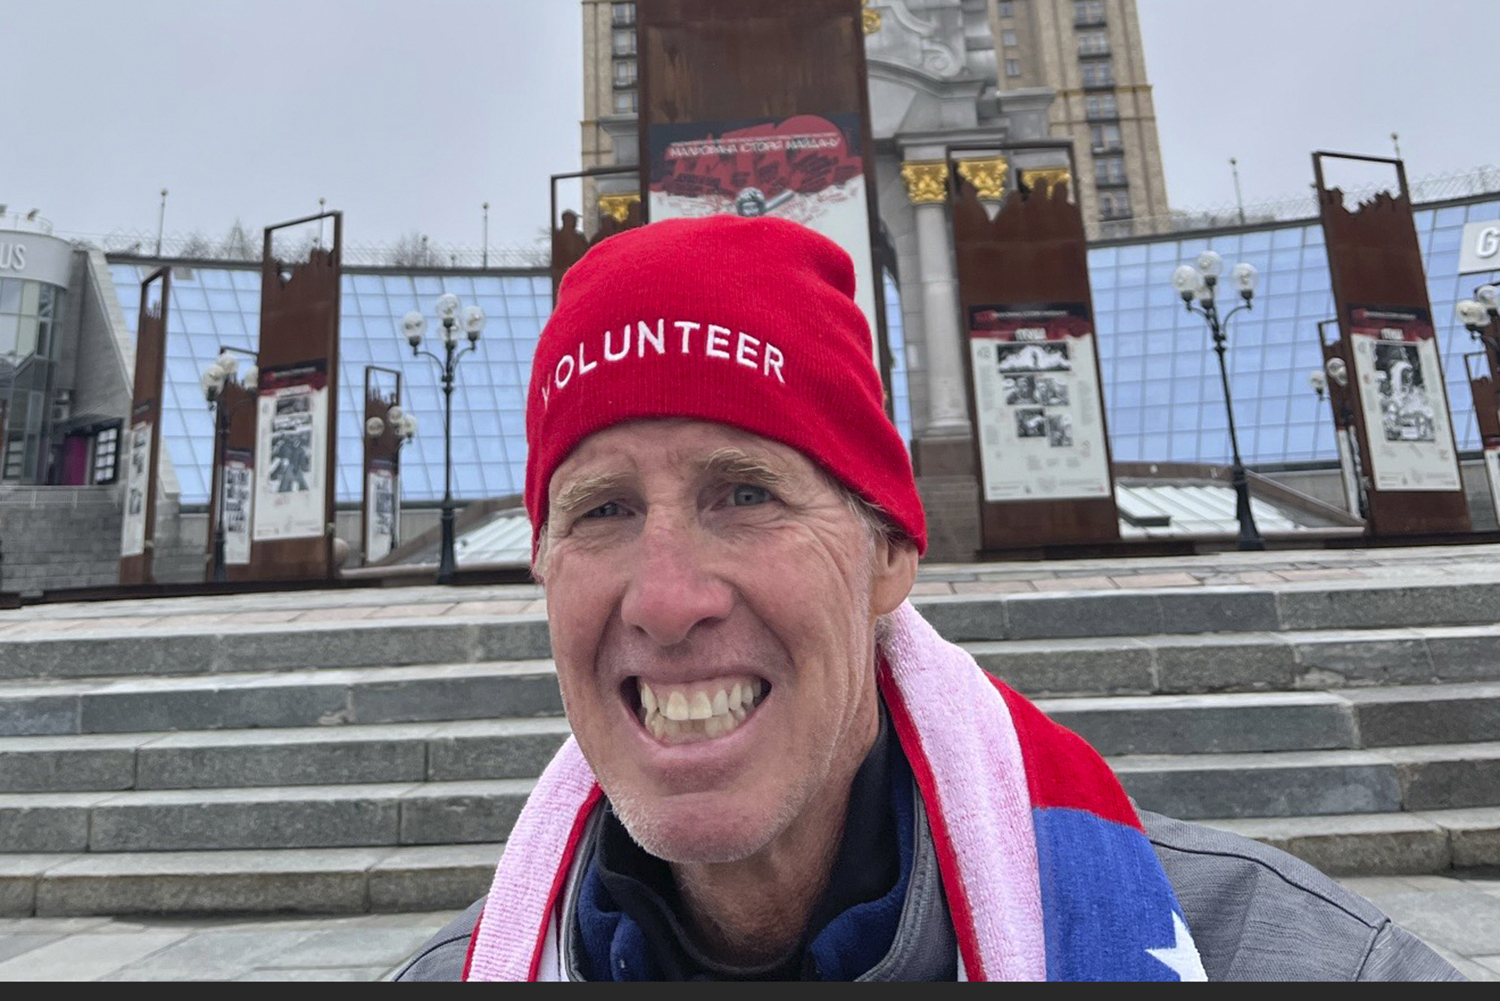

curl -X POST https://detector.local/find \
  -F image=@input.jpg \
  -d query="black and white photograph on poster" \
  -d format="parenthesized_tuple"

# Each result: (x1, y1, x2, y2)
(1015, 408, 1047, 438)
(120, 421, 152, 558)
(648, 114, 879, 369)
(222, 450, 253, 565)
(253, 363, 329, 542)
(1373, 342, 1436, 442)
(967, 302, 1112, 502)
(1348, 306, 1462, 493)
(1048, 413, 1074, 448)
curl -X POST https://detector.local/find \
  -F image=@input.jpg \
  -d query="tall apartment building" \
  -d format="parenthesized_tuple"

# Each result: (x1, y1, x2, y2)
(988, 0, 1169, 235)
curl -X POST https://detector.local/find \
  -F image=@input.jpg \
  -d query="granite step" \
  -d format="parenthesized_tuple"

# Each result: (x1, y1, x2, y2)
(3, 576, 1498, 681)
(5, 808, 1500, 917)
(0, 779, 535, 854)
(1113, 742, 1500, 821)
(0, 661, 564, 738)
(0, 718, 573, 793)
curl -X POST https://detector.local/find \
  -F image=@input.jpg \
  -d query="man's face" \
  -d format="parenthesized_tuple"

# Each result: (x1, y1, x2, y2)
(540, 419, 915, 865)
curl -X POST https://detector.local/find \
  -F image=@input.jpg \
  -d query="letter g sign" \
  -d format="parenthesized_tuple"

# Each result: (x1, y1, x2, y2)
(1479, 225, 1500, 260)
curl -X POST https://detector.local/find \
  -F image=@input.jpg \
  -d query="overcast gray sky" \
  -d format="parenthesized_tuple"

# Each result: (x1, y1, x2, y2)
(4, 0, 1495, 251)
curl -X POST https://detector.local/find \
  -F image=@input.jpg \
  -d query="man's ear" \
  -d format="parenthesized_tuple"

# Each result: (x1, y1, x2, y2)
(870, 536, 919, 617)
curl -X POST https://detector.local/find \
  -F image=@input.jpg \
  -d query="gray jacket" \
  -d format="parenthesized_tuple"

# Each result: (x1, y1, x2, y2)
(394, 805, 1461, 981)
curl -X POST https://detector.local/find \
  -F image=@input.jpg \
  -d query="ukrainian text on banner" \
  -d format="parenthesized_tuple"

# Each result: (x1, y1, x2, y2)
(120, 420, 153, 558)
(647, 114, 878, 366)
(252, 361, 330, 542)
(968, 303, 1111, 502)
(222, 448, 254, 565)
(1348, 306, 1463, 492)
(366, 462, 398, 564)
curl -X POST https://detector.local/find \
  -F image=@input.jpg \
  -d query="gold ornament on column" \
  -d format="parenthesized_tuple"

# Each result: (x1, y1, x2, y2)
(1021, 167, 1071, 194)
(862, 0, 882, 34)
(956, 157, 1010, 202)
(901, 161, 948, 204)
(598, 193, 640, 223)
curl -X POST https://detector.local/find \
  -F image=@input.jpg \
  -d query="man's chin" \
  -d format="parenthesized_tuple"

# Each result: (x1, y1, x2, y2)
(609, 792, 786, 865)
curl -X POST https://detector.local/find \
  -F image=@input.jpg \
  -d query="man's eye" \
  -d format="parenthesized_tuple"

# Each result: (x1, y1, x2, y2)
(582, 501, 622, 519)
(730, 485, 772, 507)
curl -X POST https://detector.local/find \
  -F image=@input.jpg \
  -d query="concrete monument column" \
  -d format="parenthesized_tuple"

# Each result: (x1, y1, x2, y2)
(900, 160, 970, 439)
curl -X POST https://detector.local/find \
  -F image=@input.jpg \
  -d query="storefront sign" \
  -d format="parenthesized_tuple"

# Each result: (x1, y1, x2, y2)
(1459, 219, 1500, 275)
(0, 231, 74, 288)
(967, 303, 1111, 502)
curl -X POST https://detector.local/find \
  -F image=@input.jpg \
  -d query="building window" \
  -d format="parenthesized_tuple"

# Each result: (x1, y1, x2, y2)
(613, 88, 638, 114)
(1002, 29, 1018, 47)
(1089, 122, 1122, 152)
(612, 3, 635, 26)
(1080, 60, 1115, 88)
(1099, 188, 1132, 219)
(1073, 0, 1106, 26)
(612, 27, 636, 56)
(91, 424, 121, 485)
(613, 58, 637, 87)
(1085, 93, 1118, 119)
(1094, 155, 1127, 187)
(1077, 29, 1109, 56)
(998, 1, 1014, 17)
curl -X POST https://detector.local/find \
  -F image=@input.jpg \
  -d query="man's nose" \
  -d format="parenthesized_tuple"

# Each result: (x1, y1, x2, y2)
(619, 514, 734, 648)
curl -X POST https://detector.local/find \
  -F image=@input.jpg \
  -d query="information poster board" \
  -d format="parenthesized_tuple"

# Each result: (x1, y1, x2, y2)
(222, 449, 254, 565)
(119, 420, 153, 559)
(252, 361, 329, 542)
(967, 303, 1111, 502)
(1335, 428, 1363, 519)
(365, 462, 398, 564)
(647, 114, 878, 359)
(1347, 306, 1462, 492)
(1486, 447, 1500, 526)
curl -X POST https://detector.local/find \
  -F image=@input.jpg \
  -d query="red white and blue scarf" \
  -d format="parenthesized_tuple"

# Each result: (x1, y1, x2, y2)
(463, 601, 1205, 981)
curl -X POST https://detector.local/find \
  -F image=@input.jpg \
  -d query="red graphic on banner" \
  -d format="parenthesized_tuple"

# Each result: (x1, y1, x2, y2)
(652, 115, 862, 206)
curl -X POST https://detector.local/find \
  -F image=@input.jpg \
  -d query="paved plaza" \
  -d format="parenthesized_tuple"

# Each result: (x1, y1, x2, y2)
(0, 542, 1497, 979)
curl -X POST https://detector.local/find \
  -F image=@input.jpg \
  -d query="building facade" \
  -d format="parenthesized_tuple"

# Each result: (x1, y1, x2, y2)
(986, 0, 1170, 237)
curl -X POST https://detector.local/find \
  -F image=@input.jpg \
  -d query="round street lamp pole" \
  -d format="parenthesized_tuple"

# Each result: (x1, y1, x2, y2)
(1171, 251, 1265, 551)
(202, 347, 259, 583)
(402, 295, 486, 585)
(1458, 284, 1500, 371)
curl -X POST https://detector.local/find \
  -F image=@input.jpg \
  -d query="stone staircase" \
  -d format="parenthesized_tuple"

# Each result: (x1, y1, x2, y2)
(2, 562, 1499, 917)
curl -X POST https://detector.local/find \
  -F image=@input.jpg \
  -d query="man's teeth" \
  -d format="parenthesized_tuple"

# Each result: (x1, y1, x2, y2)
(637, 678, 767, 744)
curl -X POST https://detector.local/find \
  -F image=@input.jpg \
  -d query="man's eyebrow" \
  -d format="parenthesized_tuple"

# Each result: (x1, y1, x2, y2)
(698, 448, 787, 486)
(551, 470, 633, 517)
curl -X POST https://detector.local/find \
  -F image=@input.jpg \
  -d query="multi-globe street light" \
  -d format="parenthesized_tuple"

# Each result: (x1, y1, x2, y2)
(201, 346, 258, 583)
(1170, 250, 1265, 551)
(402, 295, 485, 584)
(1457, 284, 1500, 366)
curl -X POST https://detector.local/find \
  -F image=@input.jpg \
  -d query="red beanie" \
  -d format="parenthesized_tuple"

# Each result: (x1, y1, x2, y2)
(525, 214, 926, 554)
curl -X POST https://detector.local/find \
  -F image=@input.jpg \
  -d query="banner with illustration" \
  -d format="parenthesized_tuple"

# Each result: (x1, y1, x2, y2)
(1347, 306, 1462, 492)
(221, 449, 254, 565)
(252, 361, 329, 542)
(365, 462, 398, 564)
(1486, 447, 1500, 526)
(647, 114, 878, 366)
(968, 303, 1111, 502)
(119, 420, 153, 558)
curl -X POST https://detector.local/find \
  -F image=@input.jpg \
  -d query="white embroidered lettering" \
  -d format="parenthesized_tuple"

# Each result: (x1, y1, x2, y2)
(764, 344, 785, 383)
(555, 354, 576, 389)
(735, 332, 760, 369)
(541, 383, 551, 408)
(577, 340, 597, 374)
(604, 327, 630, 362)
(639, 319, 666, 356)
(675, 320, 701, 354)
(706, 325, 731, 360)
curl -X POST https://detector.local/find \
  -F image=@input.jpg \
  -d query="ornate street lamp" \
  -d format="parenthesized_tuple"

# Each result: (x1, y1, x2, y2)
(402, 294, 485, 584)
(1457, 285, 1500, 367)
(202, 346, 258, 583)
(1170, 250, 1265, 550)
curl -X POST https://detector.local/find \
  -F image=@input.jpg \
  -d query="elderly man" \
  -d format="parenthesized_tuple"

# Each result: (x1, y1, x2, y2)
(398, 216, 1459, 982)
